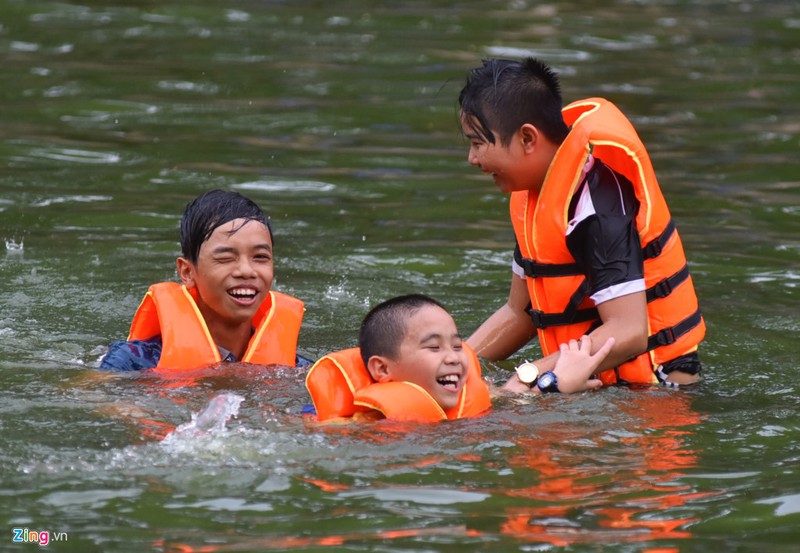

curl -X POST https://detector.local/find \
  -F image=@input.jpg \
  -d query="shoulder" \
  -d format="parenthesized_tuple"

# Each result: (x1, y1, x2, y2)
(98, 337, 162, 371)
(568, 158, 638, 226)
(585, 159, 636, 212)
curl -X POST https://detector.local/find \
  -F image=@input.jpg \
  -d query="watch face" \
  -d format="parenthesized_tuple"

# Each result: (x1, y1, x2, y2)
(515, 362, 539, 384)
(537, 372, 556, 392)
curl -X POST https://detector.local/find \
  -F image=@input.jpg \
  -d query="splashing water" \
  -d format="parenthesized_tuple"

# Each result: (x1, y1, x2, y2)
(5, 238, 23, 252)
(163, 393, 245, 442)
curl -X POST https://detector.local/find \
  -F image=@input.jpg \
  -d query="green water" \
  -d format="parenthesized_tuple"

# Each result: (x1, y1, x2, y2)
(1, 1, 799, 551)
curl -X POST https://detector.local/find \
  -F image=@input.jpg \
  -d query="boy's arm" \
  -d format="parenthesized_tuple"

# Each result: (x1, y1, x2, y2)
(589, 291, 649, 369)
(466, 274, 537, 360)
(98, 338, 162, 371)
(501, 292, 648, 394)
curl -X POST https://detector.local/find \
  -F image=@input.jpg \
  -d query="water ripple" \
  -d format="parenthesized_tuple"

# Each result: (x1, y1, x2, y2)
(484, 46, 591, 62)
(234, 180, 336, 193)
(340, 486, 489, 505)
(757, 493, 800, 516)
(157, 80, 220, 95)
(24, 148, 121, 165)
(574, 34, 658, 51)
(31, 195, 112, 207)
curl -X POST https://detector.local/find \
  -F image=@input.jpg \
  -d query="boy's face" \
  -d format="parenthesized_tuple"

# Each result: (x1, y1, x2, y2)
(379, 304, 469, 411)
(461, 113, 540, 193)
(177, 218, 274, 329)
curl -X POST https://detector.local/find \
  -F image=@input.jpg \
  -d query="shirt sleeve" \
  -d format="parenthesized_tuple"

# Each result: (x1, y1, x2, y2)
(98, 337, 162, 371)
(511, 243, 527, 280)
(565, 160, 645, 305)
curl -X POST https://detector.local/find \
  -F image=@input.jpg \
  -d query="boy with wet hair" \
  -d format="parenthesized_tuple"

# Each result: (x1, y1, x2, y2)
(306, 294, 613, 422)
(179, 188, 273, 265)
(358, 294, 476, 412)
(459, 58, 705, 392)
(100, 189, 307, 372)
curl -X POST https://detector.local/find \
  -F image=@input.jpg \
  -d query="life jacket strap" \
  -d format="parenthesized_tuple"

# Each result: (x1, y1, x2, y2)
(514, 247, 583, 278)
(642, 219, 675, 260)
(529, 307, 599, 329)
(647, 309, 703, 351)
(528, 278, 599, 329)
(516, 219, 675, 281)
(519, 219, 682, 329)
(645, 264, 690, 302)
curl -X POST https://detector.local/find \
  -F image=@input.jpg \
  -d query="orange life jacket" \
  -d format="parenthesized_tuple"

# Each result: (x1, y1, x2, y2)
(510, 98, 705, 385)
(305, 345, 492, 422)
(127, 282, 304, 371)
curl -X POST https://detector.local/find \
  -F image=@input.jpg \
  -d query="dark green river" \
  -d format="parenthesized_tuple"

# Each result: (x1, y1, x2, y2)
(1, 1, 798, 551)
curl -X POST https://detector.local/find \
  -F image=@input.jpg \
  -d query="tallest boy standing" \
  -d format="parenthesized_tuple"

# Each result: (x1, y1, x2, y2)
(459, 58, 705, 392)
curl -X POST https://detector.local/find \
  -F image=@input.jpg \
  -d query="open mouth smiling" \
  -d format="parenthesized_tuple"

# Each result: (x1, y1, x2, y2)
(437, 373, 461, 391)
(228, 287, 258, 302)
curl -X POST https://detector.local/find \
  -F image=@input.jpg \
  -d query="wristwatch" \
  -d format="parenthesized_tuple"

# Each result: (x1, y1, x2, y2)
(515, 361, 539, 388)
(536, 370, 560, 393)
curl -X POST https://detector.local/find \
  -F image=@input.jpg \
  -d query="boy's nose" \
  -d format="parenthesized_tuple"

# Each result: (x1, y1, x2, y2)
(234, 258, 257, 277)
(445, 348, 462, 364)
(467, 147, 479, 166)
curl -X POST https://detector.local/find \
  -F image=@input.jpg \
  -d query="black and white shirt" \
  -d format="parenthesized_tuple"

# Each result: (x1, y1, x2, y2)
(512, 155, 645, 305)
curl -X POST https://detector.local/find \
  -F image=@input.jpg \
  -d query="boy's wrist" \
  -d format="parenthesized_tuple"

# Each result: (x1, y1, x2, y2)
(536, 370, 560, 393)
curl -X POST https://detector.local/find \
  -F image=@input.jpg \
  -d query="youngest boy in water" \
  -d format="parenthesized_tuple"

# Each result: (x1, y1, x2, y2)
(306, 294, 613, 422)
(359, 294, 484, 415)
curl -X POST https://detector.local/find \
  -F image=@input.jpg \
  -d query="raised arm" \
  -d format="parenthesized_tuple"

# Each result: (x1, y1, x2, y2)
(466, 274, 537, 360)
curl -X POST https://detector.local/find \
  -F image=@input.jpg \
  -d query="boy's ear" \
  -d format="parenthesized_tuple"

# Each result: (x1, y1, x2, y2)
(366, 356, 393, 383)
(519, 123, 539, 152)
(176, 257, 196, 288)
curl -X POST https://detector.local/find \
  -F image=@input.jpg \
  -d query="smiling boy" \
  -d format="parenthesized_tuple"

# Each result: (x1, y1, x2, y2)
(99, 189, 306, 372)
(358, 294, 473, 412)
(458, 58, 705, 391)
(306, 294, 613, 422)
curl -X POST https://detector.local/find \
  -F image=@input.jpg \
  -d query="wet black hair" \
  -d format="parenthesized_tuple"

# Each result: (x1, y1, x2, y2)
(358, 294, 448, 368)
(179, 189, 273, 264)
(458, 57, 570, 146)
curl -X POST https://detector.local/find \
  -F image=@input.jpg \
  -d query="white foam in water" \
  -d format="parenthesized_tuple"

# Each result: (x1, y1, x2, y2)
(162, 393, 245, 442)
(5, 239, 24, 252)
(234, 179, 335, 193)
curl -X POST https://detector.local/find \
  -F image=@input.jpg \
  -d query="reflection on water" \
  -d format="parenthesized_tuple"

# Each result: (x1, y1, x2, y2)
(1, 0, 799, 551)
(499, 392, 711, 546)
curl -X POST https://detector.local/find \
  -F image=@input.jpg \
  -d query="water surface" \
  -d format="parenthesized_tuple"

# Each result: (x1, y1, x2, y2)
(1, 1, 799, 551)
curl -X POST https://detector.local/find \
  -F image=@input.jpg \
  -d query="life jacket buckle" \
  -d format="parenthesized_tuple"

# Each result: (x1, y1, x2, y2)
(653, 278, 672, 299)
(519, 258, 538, 278)
(528, 309, 548, 329)
(652, 326, 676, 347)
(644, 239, 663, 259)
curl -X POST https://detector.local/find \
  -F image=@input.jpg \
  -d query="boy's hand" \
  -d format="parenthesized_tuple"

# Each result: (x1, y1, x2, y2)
(552, 335, 615, 393)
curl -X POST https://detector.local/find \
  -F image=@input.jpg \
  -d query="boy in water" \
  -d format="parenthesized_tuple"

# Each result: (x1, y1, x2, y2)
(100, 189, 306, 372)
(459, 58, 705, 392)
(306, 294, 613, 422)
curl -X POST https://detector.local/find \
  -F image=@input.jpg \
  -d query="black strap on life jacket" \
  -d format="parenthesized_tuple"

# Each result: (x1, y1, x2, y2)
(645, 264, 690, 303)
(513, 247, 583, 278)
(642, 219, 675, 260)
(516, 218, 676, 280)
(527, 278, 600, 329)
(520, 218, 684, 330)
(646, 309, 703, 351)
